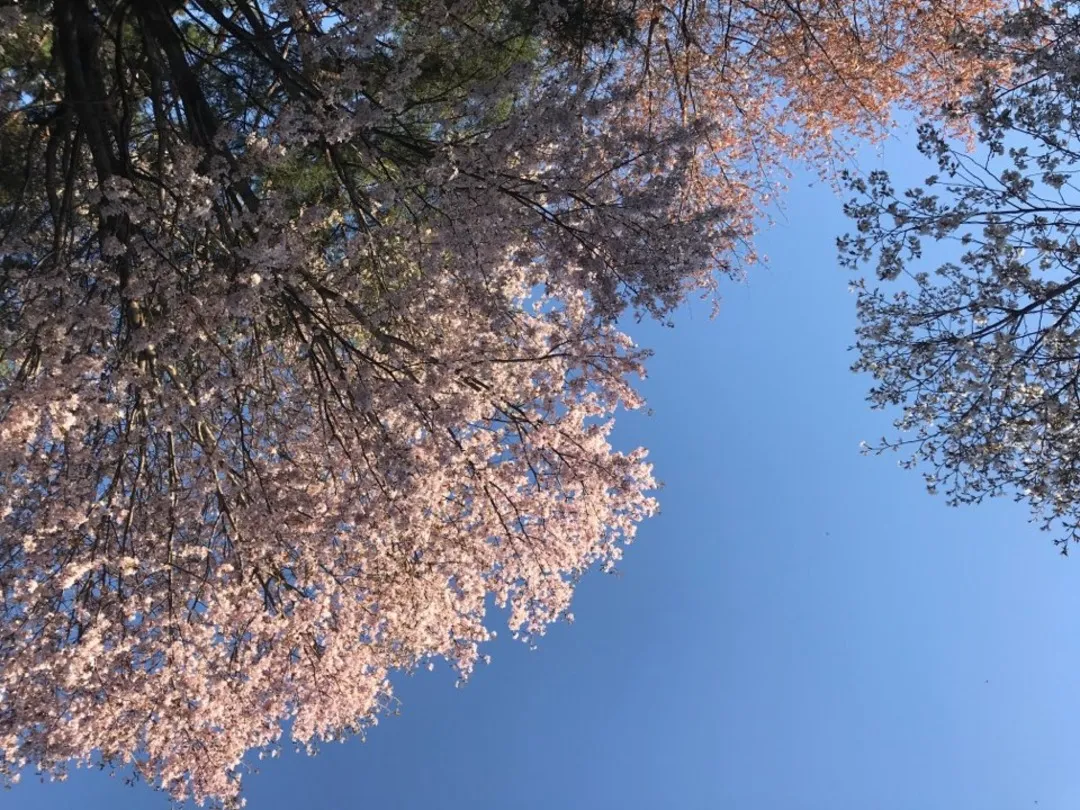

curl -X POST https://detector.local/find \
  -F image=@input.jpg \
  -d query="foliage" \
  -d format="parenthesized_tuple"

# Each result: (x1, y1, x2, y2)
(0, 0, 999, 804)
(841, 1, 1080, 548)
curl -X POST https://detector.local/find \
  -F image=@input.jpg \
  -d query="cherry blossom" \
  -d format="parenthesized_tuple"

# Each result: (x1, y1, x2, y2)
(0, 0, 1002, 804)
(841, 0, 1080, 548)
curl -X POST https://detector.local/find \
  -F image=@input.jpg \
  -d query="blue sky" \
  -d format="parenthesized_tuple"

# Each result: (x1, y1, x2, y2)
(10, 131, 1080, 810)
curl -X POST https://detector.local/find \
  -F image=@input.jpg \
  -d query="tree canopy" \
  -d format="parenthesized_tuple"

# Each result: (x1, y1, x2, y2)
(842, 0, 1080, 550)
(0, 0, 1000, 804)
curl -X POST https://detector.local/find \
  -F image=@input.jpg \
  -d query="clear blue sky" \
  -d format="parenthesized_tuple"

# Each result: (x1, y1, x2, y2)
(10, 132, 1080, 810)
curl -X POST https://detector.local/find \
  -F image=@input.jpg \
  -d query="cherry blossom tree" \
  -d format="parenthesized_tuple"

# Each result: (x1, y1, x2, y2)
(0, 0, 1001, 804)
(841, 1, 1080, 549)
